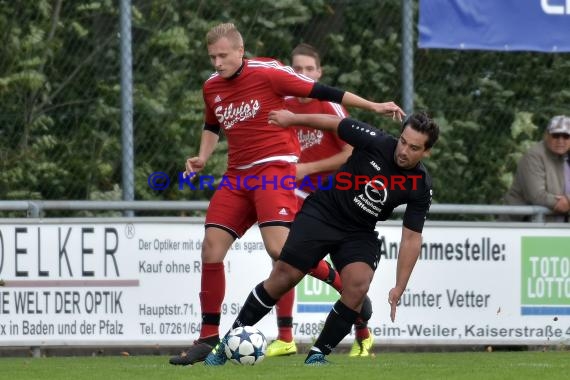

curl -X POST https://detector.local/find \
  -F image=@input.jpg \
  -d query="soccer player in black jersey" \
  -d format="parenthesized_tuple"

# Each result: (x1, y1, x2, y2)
(203, 110, 439, 366)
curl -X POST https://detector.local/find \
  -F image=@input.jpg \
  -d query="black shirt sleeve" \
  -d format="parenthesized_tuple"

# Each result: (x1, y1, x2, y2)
(402, 176, 432, 233)
(203, 122, 221, 135)
(308, 83, 345, 104)
(337, 118, 386, 149)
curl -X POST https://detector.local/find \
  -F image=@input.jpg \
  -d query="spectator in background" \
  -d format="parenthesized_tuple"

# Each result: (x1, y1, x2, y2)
(504, 115, 570, 222)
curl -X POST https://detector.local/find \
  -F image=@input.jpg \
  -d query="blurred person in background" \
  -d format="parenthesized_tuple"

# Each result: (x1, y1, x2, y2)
(504, 115, 570, 222)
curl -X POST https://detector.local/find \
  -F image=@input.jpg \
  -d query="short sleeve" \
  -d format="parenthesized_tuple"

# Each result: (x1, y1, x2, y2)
(402, 185, 432, 233)
(337, 118, 386, 149)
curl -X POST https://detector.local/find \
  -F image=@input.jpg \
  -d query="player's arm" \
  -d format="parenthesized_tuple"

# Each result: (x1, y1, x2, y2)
(272, 69, 405, 120)
(308, 83, 405, 120)
(185, 125, 219, 175)
(388, 226, 422, 322)
(388, 179, 431, 322)
(296, 144, 353, 180)
(269, 110, 382, 150)
(269, 110, 341, 132)
(297, 102, 353, 177)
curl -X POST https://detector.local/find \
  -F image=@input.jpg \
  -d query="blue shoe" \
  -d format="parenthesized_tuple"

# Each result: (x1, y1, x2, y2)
(304, 352, 329, 366)
(204, 337, 228, 366)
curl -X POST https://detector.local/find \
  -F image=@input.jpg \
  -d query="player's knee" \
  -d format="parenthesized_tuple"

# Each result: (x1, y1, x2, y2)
(270, 261, 301, 289)
(264, 245, 282, 260)
(201, 236, 229, 262)
(341, 282, 370, 309)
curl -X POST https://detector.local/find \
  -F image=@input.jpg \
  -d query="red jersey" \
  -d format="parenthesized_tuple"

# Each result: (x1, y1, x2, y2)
(285, 97, 349, 189)
(203, 59, 314, 170)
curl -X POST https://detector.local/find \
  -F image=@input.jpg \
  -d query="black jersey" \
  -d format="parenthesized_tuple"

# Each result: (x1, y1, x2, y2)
(303, 118, 432, 233)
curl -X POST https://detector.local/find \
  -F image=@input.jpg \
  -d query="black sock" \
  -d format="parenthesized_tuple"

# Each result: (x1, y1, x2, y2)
(354, 316, 368, 330)
(312, 300, 358, 355)
(277, 317, 293, 329)
(232, 282, 276, 330)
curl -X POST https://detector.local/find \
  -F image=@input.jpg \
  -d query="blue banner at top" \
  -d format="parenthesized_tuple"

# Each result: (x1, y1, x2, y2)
(419, 1, 570, 52)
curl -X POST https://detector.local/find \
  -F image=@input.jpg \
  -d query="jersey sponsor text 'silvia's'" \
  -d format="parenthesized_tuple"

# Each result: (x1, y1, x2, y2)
(203, 59, 314, 169)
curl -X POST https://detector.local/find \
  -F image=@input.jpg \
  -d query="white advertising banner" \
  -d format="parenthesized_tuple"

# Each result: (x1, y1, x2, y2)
(0, 219, 568, 346)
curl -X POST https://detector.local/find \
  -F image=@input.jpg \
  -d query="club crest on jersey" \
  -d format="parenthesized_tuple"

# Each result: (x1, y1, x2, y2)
(215, 99, 261, 129)
(364, 179, 388, 205)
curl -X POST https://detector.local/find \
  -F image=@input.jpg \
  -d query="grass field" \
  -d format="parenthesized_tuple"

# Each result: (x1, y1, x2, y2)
(0, 351, 568, 380)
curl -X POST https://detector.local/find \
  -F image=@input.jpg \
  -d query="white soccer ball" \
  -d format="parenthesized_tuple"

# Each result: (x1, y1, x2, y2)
(224, 326, 267, 365)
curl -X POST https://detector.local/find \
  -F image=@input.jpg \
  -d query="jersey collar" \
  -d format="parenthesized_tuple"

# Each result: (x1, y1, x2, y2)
(227, 59, 246, 80)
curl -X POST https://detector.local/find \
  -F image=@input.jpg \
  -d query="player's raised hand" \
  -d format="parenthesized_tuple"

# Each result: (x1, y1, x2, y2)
(268, 109, 296, 127)
(370, 102, 406, 122)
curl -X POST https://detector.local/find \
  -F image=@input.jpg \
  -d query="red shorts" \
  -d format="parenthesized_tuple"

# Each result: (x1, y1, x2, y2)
(205, 163, 298, 238)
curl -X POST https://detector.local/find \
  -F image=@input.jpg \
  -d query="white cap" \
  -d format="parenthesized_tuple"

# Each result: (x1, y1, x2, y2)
(547, 115, 570, 135)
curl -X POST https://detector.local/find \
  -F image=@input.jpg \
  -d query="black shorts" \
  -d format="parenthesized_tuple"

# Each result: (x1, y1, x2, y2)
(279, 210, 381, 273)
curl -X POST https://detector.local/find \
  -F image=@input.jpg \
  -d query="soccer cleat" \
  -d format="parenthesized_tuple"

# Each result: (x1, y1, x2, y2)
(169, 339, 215, 365)
(266, 339, 297, 357)
(204, 336, 229, 366)
(348, 332, 374, 357)
(304, 352, 329, 366)
(348, 338, 363, 357)
(359, 333, 374, 356)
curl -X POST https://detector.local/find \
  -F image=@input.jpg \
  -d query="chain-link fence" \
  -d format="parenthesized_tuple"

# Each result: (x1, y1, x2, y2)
(1, 1, 569, 214)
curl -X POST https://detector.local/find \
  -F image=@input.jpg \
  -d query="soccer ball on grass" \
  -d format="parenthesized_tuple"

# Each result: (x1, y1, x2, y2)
(224, 326, 267, 365)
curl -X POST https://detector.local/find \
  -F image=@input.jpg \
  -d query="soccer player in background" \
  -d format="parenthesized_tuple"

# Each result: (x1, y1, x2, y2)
(266, 43, 374, 358)
(169, 22, 404, 366)
(203, 110, 438, 366)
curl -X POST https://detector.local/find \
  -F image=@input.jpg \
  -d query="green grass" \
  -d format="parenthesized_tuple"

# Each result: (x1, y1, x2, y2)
(0, 352, 568, 380)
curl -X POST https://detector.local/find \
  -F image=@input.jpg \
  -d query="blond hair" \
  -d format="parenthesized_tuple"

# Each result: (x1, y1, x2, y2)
(206, 23, 243, 48)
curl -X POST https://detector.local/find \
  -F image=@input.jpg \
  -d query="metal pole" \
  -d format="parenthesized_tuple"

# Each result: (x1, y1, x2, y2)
(27, 201, 40, 218)
(530, 211, 545, 223)
(31, 346, 41, 358)
(401, 0, 414, 114)
(119, 0, 134, 217)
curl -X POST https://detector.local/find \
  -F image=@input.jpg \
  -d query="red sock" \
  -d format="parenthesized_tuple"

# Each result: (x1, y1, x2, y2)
(309, 260, 342, 292)
(275, 288, 294, 342)
(354, 317, 370, 340)
(199, 262, 225, 339)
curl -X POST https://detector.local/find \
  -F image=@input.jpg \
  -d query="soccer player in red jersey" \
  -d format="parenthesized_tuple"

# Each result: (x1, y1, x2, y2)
(169, 23, 404, 366)
(266, 43, 373, 358)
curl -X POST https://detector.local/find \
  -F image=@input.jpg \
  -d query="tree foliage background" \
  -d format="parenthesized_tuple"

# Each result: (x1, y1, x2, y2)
(1, 0, 569, 214)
